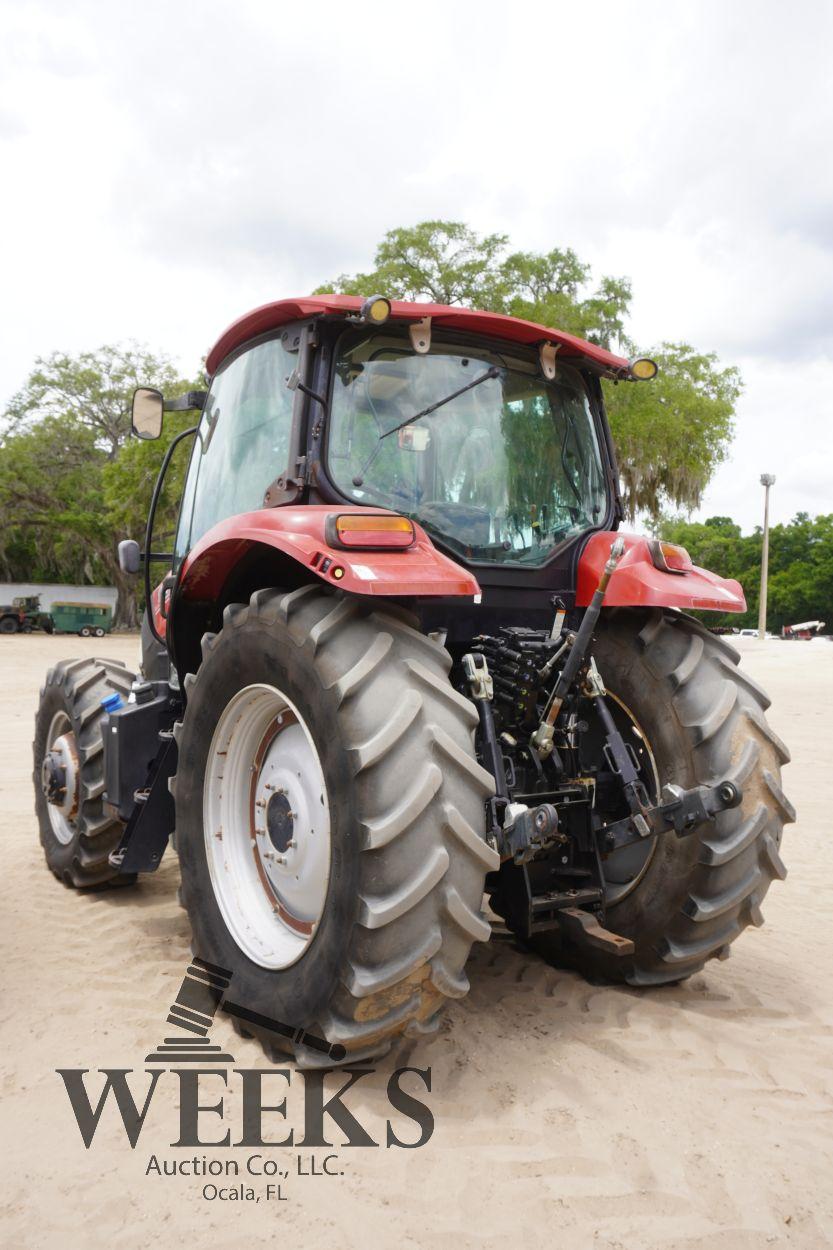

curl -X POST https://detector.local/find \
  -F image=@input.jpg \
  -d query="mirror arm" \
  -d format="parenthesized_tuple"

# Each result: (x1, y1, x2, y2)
(144, 425, 199, 647)
(118, 545, 175, 575)
(163, 390, 208, 413)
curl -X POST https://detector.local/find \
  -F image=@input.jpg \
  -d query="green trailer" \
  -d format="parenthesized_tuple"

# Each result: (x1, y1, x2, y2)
(49, 601, 113, 637)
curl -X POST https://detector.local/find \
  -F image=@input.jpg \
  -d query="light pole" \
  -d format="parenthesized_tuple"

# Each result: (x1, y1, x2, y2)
(758, 474, 775, 639)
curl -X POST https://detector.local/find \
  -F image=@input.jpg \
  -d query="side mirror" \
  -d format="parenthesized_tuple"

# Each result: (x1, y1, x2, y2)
(132, 387, 164, 440)
(118, 539, 141, 574)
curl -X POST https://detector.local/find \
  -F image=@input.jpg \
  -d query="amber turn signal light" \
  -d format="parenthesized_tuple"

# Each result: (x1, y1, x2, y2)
(650, 539, 693, 574)
(330, 513, 415, 550)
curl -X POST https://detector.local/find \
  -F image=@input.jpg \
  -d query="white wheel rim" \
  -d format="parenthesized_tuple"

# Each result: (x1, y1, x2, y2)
(203, 683, 332, 969)
(44, 711, 80, 845)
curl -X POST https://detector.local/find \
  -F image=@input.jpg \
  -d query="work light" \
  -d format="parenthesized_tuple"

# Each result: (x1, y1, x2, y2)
(629, 357, 659, 381)
(359, 295, 392, 325)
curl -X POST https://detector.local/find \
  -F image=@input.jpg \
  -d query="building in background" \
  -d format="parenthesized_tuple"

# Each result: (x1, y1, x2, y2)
(0, 583, 117, 614)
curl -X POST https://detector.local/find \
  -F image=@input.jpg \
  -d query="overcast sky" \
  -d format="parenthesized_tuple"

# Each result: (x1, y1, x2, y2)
(1, 0, 831, 530)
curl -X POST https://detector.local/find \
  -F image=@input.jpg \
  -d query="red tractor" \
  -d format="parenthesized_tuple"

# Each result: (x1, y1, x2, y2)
(33, 295, 793, 1064)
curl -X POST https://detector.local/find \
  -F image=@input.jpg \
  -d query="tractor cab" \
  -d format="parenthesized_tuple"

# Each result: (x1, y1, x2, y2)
(127, 296, 676, 668)
(181, 296, 630, 572)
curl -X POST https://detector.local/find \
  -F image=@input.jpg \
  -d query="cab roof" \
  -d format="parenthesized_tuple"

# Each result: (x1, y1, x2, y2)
(205, 294, 631, 378)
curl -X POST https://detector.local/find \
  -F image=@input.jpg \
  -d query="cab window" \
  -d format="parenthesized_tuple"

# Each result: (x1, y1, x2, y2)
(175, 336, 295, 560)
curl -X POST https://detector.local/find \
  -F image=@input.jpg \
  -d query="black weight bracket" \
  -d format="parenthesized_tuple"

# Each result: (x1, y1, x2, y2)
(109, 734, 178, 873)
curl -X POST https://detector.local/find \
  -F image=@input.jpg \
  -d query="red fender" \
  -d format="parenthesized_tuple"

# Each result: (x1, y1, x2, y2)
(577, 531, 746, 613)
(150, 580, 169, 638)
(176, 505, 481, 603)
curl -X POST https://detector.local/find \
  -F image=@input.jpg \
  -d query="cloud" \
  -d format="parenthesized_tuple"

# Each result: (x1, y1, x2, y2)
(0, 0, 831, 529)
(694, 355, 833, 530)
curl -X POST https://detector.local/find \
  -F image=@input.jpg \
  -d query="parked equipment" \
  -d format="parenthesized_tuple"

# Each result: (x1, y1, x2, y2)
(18, 595, 54, 633)
(0, 600, 26, 633)
(33, 294, 794, 1065)
(49, 601, 112, 637)
(0, 595, 51, 633)
(782, 620, 825, 639)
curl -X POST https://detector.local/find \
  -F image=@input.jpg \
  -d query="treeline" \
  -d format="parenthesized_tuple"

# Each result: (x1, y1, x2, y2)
(0, 346, 200, 627)
(659, 513, 833, 631)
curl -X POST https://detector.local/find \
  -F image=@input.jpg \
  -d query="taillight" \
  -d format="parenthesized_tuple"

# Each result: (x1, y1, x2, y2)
(650, 539, 693, 574)
(330, 514, 416, 550)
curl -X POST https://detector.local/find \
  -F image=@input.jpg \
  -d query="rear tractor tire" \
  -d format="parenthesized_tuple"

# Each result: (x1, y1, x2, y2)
(33, 657, 136, 887)
(532, 609, 795, 986)
(172, 585, 497, 1065)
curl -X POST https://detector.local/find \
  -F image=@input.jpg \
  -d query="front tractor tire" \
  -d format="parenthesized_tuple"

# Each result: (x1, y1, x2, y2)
(172, 585, 497, 1065)
(535, 609, 795, 985)
(33, 657, 136, 887)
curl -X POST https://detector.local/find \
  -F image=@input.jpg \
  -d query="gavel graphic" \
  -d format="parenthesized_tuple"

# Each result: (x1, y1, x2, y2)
(145, 956, 235, 1064)
(146, 956, 347, 1064)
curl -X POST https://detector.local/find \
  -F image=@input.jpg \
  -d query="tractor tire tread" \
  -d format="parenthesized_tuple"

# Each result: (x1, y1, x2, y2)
(173, 585, 497, 1064)
(33, 656, 138, 889)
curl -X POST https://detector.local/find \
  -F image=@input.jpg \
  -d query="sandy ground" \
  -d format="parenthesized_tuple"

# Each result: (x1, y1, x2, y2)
(0, 632, 831, 1250)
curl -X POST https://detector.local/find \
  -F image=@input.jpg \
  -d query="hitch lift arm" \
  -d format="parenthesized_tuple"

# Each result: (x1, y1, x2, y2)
(601, 778, 743, 853)
(585, 654, 744, 850)
(462, 652, 561, 864)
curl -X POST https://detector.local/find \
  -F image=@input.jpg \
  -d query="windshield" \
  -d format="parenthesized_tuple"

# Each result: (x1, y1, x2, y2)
(327, 330, 609, 565)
